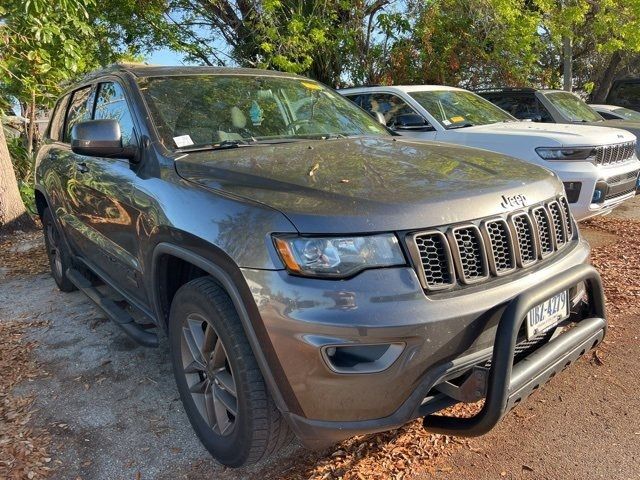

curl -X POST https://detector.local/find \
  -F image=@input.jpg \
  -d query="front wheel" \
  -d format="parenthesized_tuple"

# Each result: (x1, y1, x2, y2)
(168, 277, 292, 467)
(42, 208, 76, 292)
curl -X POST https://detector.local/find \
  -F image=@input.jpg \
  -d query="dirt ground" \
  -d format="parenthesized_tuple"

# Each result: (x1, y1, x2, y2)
(1, 197, 639, 480)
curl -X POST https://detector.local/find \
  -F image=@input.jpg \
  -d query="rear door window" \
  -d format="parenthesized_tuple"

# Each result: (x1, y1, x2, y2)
(355, 93, 419, 126)
(63, 87, 94, 142)
(93, 82, 137, 147)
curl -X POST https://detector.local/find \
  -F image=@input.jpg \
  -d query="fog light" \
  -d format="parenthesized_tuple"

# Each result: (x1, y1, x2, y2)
(592, 180, 609, 204)
(592, 189, 604, 203)
(321, 343, 404, 374)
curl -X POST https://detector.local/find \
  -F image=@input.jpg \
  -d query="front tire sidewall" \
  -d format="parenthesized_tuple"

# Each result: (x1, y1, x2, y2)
(169, 288, 253, 467)
(42, 209, 76, 292)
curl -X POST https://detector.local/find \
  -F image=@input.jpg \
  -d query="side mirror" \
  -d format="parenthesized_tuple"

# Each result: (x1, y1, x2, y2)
(391, 113, 434, 131)
(71, 119, 136, 160)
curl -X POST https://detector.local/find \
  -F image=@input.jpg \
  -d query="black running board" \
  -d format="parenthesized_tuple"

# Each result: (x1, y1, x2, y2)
(66, 268, 159, 348)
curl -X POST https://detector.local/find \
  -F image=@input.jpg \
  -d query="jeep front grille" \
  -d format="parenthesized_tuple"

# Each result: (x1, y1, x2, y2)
(484, 219, 515, 274)
(532, 206, 553, 256)
(512, 212, 537, 266)
(452, 226, 488, 283)
(412, 231, 454, 290)
(594, 141, 636, 166)
(548, 201, 567, 247)
(409, 196, 574, 292)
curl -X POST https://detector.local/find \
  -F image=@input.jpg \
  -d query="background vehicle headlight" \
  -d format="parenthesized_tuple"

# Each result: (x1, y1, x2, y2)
(273, 234, 405, 277)
(535, 146, 596, 161)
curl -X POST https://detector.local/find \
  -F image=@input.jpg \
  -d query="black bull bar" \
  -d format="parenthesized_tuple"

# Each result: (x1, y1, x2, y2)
(423, 263, 606, 436)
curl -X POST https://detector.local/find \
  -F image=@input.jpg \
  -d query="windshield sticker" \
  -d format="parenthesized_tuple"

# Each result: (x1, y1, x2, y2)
(301, 81, 322, 90)
(249, 101, 264, 126)
(173, 134, 194, 147)
(442, 119, 451, 125)
(450, 116, 465, 123)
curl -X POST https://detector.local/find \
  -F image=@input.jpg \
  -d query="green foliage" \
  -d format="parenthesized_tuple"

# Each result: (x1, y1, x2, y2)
(0, 0, 100, 107)
(386, 0, 544, 88)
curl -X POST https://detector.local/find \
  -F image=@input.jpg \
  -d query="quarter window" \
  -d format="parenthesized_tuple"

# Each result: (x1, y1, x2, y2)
(48, 95, 69, 141)
(64, 87, 94, 142)
(94, 82, 137, 147)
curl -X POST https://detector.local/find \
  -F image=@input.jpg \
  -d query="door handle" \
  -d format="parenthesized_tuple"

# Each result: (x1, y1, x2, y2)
(76, 162, 90, 174)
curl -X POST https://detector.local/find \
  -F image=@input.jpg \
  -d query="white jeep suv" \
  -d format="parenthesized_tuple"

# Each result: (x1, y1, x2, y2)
(340, 85, 640, 221)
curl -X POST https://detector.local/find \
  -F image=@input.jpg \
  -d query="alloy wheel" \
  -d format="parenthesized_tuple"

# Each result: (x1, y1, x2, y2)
(180, 313, 238, 436)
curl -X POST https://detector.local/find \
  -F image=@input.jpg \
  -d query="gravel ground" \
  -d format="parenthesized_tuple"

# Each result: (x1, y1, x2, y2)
(1, 197, 639, 480)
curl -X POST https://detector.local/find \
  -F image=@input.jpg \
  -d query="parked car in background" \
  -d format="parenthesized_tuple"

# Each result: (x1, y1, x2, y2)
(36, 64, 608, 467)
(476, 88, 640, 156)
(590, 104, 640, 121)
(340, 85, 640, 221)
(606, 78, 640, 112)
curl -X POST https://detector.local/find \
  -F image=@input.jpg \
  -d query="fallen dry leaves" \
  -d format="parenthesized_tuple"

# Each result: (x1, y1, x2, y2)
(584, 216, 640, 319)
(0, 320, 53, 479)
(0, 228, 49, 279)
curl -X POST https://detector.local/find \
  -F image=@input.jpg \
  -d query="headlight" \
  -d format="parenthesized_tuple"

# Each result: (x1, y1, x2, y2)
(273, 234, 405, 277)
(535, 147, 596, 161)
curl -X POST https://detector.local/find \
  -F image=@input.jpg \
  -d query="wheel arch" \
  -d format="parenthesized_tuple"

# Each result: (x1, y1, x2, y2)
(151, 242, 302, 417)
(34, 188, 48, 219)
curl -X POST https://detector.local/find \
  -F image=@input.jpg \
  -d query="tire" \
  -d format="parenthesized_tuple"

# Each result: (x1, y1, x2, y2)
(168, 277, 292, 467)
(42, 208, 76, 292)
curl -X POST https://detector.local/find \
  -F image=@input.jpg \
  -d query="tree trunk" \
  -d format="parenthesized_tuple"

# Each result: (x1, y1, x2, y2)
(0, 124, 35, 234)
(562, 35, 572, 92)
(591, 51, 623, 103)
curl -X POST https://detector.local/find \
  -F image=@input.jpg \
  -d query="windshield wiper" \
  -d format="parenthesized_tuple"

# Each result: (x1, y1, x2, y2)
(176, 139, 253, 153)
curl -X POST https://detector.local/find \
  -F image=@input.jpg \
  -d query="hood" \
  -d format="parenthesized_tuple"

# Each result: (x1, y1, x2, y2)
(585, 120, 640, 151)
(175, 137, 561, 233)
(461, 121, 636, 147)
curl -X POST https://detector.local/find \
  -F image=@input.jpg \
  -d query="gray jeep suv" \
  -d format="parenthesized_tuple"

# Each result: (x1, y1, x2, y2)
(35, 65, 606, 467)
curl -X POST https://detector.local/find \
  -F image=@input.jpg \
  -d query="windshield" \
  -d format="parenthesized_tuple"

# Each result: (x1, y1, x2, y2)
(612, 107, 640, 121)
(545, 92, 603, 122)
(137, 75, 390, 149)
(409, 90, 515, 129)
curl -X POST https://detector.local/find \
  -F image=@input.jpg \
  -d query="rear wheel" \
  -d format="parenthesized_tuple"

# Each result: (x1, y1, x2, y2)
(168, 277, 291, 467)
(42, 208, 76, 292)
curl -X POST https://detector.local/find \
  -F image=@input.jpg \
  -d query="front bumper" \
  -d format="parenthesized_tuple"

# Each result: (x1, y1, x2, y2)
(241, 239, 603, 448)
(551, 159, 640, 221)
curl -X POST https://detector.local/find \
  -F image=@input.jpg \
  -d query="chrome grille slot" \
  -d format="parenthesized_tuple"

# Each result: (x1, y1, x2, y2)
(511, 213, 537, 266)
(532, 206, 554, 256)
(548, 201, 567, 248)
(483, 219, 515, 274)
(411, 231, 454, 290)
(451, 226, 488, 283)
(409, 195, 573, 293)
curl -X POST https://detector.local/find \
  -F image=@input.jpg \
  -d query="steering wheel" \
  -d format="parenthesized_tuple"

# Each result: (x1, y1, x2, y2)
(287, 118, 313, 135)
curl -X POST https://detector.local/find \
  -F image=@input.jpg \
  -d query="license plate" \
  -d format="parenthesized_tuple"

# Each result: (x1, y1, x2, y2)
(526, 291, 569, 339)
